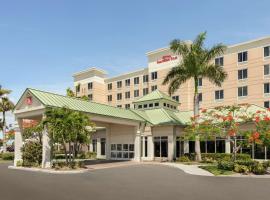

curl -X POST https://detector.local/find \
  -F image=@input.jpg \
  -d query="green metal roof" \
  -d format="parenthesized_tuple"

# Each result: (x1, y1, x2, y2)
(27, 88, 145, 122)
(133, 90, 179, 104)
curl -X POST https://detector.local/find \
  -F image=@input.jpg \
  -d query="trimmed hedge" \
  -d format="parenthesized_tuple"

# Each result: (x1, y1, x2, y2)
(21, 141, 42, 167)
(52, 161, 85, 169)
(186, 153, 251, 161)
(1, 152, 14, 160)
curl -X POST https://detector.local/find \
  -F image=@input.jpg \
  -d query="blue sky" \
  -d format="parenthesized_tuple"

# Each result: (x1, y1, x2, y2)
(1, 0, 270, 127)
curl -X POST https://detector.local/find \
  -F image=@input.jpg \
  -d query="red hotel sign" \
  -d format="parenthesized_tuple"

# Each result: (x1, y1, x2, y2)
(157, 55, 177, 64)
(26, 96, 33, 105)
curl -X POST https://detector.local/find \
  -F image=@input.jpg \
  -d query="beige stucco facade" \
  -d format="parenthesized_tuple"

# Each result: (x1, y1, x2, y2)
(73, 36, 270, 111)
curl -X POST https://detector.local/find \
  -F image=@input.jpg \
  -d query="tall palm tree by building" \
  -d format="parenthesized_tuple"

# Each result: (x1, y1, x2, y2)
(163, 32, 227, 161)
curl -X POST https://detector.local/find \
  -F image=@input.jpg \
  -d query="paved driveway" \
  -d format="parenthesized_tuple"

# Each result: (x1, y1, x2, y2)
(1, 162, 270, 200)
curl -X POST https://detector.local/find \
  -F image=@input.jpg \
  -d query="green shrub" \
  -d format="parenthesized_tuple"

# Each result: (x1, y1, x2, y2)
(201, 157, 216, 164)
(52, 161, 85, 170)
(235, 154, 251, 161)
(54, 154, 68, 160)
(235, 160, 257, 168)
(186, 153, 251, 162)
(1, 152, 14, 160)
(21, 141, 42, 167)
(234, 164, 249, 174)
(251, 163, 267, 175)
(79, 152, 97, 159)
(217, 160, 234, 171)
(177, 156, 190, 162)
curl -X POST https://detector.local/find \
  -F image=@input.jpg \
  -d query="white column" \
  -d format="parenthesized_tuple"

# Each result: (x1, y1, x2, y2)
(134, 126, 141, 161)
(42, 128, 51, 168)
(225, 137, 231, 154)
(105, 125, 111, 159)
(96, 138, 101, 158)
(168, 134, 174, 161)
(89, 143, 93, 152)
(184, 141, 189, 154)
(14, 119, 23, 166)
(148, 135, 154, 161)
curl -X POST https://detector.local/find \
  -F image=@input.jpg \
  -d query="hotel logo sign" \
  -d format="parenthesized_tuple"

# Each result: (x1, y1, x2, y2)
(157, 55, 177, 64)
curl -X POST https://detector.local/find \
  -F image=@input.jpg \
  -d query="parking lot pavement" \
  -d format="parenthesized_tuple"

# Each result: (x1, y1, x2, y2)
(1, 162, 270, 200)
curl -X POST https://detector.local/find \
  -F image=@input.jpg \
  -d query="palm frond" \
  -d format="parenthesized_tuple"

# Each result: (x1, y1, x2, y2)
(193, 32, 207, 50)
(202, 64, 227, 87)
(170, 39, 190, 56)
(204, 43, 226, 63)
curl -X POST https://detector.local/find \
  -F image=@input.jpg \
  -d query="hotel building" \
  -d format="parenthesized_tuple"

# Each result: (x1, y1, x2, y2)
(73, 36, 270, 110)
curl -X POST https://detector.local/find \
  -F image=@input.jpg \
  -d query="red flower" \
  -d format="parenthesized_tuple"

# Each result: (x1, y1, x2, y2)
(268, 108, 270, 112)
(228, 129, 236, 137)
(252, 132, 260, 140)
(201, 108, 207, 113)
(264, 116, 270, 121)
(255, 116, 260, 123)
(227, 115, 233, 121)
(256, 110, 261, 114)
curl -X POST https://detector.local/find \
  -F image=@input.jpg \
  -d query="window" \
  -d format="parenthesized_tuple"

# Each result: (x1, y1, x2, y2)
(238, 69, 248, 80)
(107, 95, 112, 102)
(238, 86, 248, 97)
(125, 79, 130, 86)
(117, 105, 122, 108)
(88, 82, 93, 90)
(264, 64, 270, 76)
(134, 77, 140, 85)
(101, 138, 106, 156)
(117, 81, 122, 88)
(125, 104, 130, 109)
(108, 83, 112, 90)
(151, 71, 158, 80)
(198, 78, 202, 87)
(76, 85, 80, 93)
(151, 85, 157, 91)
(117, 93, 122, 100)
(143, 104, 148, 108)
(88, 94, 93, 101)
(149, 103, 153, 108)
(143, 75, 149, 83)
(154, 102, 159, 107)
(143, 88, 149, 95)
(238, 51, 248, 63)
(198, 93, 202, 102)
(264, 46, 270, 57)
(144, 137, 148, 157)
(172, 96, 179, 102)
(215, 90, 224, 100)
(125, 91, 130, 99)
(92, 139, 97, 152)
(215, 57, 224, 66)
(264, 101, 270, 108)
(134, 90, 139, 97)
(264, 83, 270, 94)
(138, 105, 142, 109)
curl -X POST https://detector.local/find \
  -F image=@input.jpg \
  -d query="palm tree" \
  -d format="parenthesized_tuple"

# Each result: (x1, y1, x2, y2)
(66, 87, 75, 97)
(163, 32, 227, 161)
(0, 85, 11, 97)
(0, 97, 15, 152)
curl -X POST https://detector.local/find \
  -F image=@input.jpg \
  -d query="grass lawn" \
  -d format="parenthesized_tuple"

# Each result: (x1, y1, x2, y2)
(199, 165, 235, 176)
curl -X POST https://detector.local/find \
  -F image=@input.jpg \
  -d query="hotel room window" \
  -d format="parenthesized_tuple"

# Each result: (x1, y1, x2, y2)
(264, 46, 270, 57)
(125, 79, 130, 86)
(264, 101, 270, 108)
(125, 91, 130, 99)
(134, 90, 139, 97)
(238, 51, 248, 63)
(108, 83, 112, 90)
(151, 85, 157, 91)
(134, 77, 140, 85)
(143, 75, 149, 83)
(117, 93, 122, 100)
(125, 104, 130, 109)
(215, 90, 224, 100)
(264, 83, 270, 94)
(172, 96, 179, 102)
(238, 69, 248, 80)
(151, 71, 158, 80)
(88, 82, 93, 90)
(238, 86, 248, 97)
(107, 95, 112, 102)
(143, 88, 149, 95)
(264, 64, 270, 75)
(198, 93, 202, 102)
(215, 57, 224, 66)
(88, 94, 93, 101)
(117, 81, 122, 88)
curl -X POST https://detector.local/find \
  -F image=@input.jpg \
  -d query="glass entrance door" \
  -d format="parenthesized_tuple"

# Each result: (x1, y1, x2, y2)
(154, 136, 168, 158)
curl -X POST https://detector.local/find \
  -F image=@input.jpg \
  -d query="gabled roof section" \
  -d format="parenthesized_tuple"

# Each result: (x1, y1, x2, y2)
(133, 90, 179, 104)
(25, 88, 145, 122)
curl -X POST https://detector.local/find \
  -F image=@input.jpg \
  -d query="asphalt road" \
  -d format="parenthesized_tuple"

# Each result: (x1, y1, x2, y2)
(1, 162, 270, 200)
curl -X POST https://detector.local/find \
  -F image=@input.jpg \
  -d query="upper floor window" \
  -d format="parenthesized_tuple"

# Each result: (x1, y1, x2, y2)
(264, 46, 270, 57)
(88, 82, 93, 90)
(215, 57, 224, 67)
(117, 81, 122, 88)
(117, 93, 122, 100)
(134, 89, 139, 97)
(125, 104, 130, 109)
(238, 51, 248, 63)
(143, 88, 149, 96)
(198, 93, 202, 102)
(264, 64, 270, 76)
(238, 86, 248, 97)
(151, 85, 157, 91)
(151, 71, 158, 80)
(125, 91, 130, 99)
(198, 78, 202, 87)
(134, 77, 140, 85)
(215, 90, 224, 100)
(238, 69, 248, 80)
(88, 94, 93, 101)
(172, 96, 179, 102)
(107, 95, 112, 102)
(264, 83, 270, 94)
(125, 79, 130, 86)
(108, 83, 112, 90)
(264, 101, 270, 108)
(143, 75, 149, 83)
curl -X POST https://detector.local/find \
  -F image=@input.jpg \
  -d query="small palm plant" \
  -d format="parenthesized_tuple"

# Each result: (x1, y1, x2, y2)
(163, 32, 227, 161)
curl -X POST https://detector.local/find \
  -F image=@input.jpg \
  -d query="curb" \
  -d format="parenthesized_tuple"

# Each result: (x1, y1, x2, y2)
(8, 166, 90, 174)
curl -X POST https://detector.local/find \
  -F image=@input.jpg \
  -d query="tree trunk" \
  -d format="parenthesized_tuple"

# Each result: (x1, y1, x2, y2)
(2, 111, 7, 152)
(194, 78, 201, 162)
